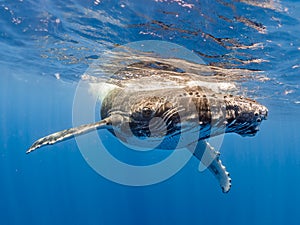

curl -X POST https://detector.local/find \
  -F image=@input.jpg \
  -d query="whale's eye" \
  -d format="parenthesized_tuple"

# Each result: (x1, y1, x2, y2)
(142, 107, 153, 118)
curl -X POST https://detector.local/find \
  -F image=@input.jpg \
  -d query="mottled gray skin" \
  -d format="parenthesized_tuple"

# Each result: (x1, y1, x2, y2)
(26, 61, 268, 193)
(101, 84, 267, 146)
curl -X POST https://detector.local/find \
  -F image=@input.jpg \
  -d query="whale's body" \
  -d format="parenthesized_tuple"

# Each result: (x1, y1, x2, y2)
(27, 61, 268, 193)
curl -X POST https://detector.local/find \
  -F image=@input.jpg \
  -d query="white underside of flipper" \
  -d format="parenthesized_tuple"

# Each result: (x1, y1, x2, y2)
(188, 140, 231, 193)
(205, 155, 231, 193)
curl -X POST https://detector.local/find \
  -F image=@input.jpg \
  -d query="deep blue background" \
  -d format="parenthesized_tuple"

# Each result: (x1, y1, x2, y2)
(1, 1, 300, 225)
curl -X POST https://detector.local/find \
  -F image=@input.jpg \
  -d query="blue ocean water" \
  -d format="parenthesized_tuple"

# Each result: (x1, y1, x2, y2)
(1, 0, 300, 224)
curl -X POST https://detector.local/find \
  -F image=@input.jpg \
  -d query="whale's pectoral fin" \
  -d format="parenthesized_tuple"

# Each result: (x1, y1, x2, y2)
(187, 140, 231, 193)
(26, 119, 111, 154)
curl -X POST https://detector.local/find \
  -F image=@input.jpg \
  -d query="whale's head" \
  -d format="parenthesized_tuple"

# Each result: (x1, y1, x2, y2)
(224, 96, 268, 137)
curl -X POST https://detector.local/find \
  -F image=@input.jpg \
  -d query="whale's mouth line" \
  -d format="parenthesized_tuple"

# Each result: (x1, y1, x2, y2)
(238, 128, 259, 137)
(234, 121, 263, 137)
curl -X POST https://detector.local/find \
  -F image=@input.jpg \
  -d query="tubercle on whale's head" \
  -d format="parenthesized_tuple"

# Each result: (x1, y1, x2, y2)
(224, 96, 268, 137)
